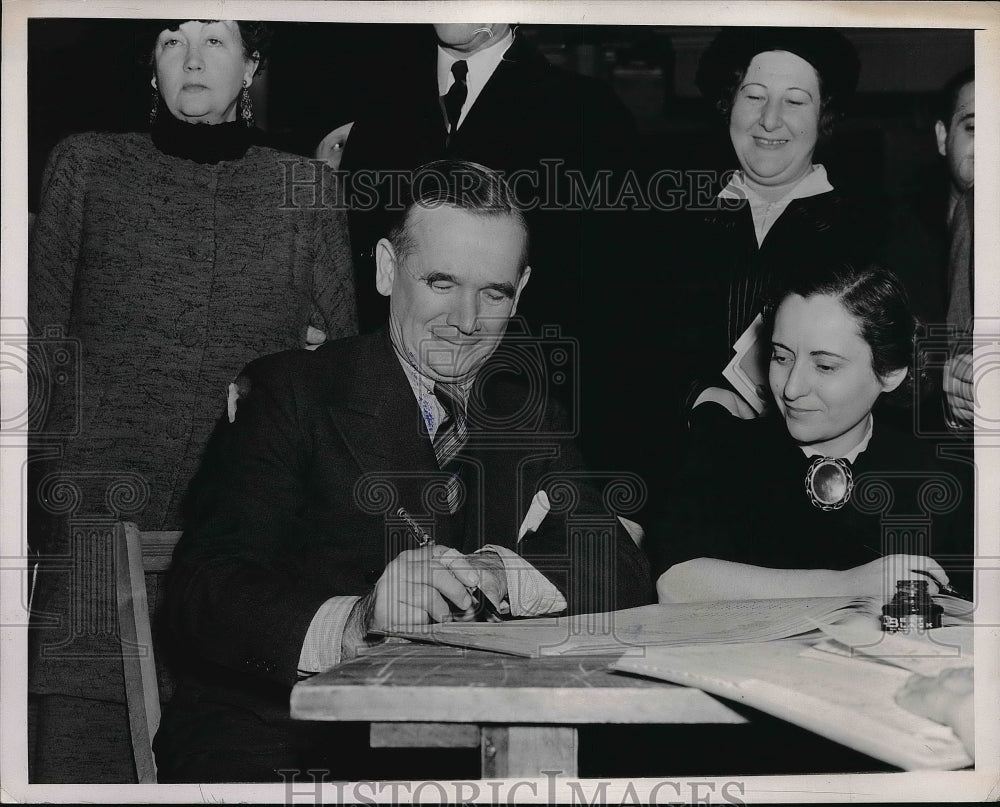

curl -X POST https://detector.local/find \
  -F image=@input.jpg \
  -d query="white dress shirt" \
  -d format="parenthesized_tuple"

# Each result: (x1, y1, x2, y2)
(436, 28, 515, 131)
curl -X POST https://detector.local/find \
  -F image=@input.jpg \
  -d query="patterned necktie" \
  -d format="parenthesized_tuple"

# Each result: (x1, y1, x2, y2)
(442, 60, 469, 139)
(433, 382, 468, 513)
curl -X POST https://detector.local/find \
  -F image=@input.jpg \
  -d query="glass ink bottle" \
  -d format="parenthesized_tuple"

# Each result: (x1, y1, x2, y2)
(880, 579, 944, 633)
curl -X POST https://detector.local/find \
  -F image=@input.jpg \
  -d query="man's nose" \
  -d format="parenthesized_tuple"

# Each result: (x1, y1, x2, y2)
(448, 293, 480, 335)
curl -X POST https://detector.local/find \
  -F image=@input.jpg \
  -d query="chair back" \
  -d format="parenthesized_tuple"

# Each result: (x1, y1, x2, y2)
(113, 521, 181, 784)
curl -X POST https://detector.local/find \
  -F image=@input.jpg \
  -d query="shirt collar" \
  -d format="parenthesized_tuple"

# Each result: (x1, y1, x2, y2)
(800, 414, 874, 464)
(393, 347, 474, 439)
(719, 165, 833, 245)
(719, 164, 833, 203)
(437, 28, 515, 120)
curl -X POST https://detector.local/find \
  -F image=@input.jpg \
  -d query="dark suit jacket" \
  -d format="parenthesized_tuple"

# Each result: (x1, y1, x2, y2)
(162, 331, 652, 712)
(341, 34, 641, 479)
(341, 34, 639, 338)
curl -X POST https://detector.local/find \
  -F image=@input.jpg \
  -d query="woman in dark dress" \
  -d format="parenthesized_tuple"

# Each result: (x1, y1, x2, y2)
(675, 27, 880, 419)
(28, 20, 358, 782)
(651, 262, 972, 602)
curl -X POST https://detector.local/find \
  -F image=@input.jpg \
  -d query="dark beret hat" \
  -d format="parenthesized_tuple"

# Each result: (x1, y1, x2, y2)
(696, 27, 860, 108)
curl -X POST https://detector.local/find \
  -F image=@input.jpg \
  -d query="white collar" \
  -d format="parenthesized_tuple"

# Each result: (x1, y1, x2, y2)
(437, 28, 515, 129)
(719, 165, 833, 246)
(719, 164, 833, 203)
(799, 414, 874, 464)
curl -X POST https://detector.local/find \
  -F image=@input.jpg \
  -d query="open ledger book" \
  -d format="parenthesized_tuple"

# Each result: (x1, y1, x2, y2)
(381, 594, 972, 657)
(384, 595, 974, 771)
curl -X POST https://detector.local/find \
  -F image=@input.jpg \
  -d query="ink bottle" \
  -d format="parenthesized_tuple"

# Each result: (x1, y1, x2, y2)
(880, 579, 944, 633)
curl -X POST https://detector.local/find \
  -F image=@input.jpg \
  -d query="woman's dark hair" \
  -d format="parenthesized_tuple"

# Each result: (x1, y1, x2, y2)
(146, 20, 273, 75)
(763, 261, 920, 406)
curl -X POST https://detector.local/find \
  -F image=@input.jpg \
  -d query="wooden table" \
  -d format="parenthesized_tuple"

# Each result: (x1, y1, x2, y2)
(290, 641, 745, 777)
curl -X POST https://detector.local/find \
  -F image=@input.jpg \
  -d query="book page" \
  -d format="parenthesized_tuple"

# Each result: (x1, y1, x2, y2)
(382, 596, 883, 657)
(612, 641, 973, 771)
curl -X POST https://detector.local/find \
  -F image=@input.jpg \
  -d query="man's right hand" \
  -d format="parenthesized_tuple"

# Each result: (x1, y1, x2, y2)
(371, 545, 483, 630)
(342, 545, 483, 658)
(944, 349, 974, 427)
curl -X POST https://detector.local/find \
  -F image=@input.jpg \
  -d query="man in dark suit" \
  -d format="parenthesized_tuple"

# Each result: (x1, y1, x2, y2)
(154, 160, 652, 782)
(341, 23, 637, 332)
(339, 24, 640, 477)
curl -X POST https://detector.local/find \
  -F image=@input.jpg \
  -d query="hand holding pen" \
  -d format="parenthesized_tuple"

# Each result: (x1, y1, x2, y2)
(912, 569, 972, 601)
(396, 507, 506, 621)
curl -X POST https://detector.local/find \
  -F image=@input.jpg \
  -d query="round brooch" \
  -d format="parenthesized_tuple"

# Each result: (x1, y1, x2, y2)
(804, 456, 854, 511)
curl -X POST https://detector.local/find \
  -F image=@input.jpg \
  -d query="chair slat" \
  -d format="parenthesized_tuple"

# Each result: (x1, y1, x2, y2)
(114, 521, 182, 783)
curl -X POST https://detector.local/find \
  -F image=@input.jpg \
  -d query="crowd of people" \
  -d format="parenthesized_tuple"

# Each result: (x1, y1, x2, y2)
(26, 20, 976, 783)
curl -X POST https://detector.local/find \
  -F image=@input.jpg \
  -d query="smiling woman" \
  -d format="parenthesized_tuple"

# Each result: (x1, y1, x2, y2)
(27, 17, 358, 784)
(673, 27, 882, 423)
(648, 261, 972, 604)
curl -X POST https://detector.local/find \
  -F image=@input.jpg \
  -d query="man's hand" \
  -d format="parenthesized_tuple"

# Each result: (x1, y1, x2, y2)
(341, 545, 480, 659)
(304, 325, 328, 351)
(944, 349, 974, 427)
(341, 547, 510, 658)
(369, 545, 485, 631)
(451, 550, 508, 621)
(896, 667, 974, 757)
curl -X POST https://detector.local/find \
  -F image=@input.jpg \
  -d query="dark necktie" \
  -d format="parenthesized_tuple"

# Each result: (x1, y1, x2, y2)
(433, 382, 468, 513)
(442, 60, 469, 140)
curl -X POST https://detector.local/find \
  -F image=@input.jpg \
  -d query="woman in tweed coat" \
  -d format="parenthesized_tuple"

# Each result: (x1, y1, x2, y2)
(27, 20, 357, 782)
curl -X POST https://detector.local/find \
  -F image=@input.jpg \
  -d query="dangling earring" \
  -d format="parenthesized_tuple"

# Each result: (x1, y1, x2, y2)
(149, 81, 160, 125)
(240, 81, 254, 128)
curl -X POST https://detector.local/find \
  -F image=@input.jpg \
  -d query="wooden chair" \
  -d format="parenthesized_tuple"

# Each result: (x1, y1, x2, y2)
(113, 521, 181, 784)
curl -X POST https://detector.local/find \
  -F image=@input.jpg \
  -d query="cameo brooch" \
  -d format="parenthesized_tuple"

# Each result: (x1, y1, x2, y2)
(805, 456, 854, 511)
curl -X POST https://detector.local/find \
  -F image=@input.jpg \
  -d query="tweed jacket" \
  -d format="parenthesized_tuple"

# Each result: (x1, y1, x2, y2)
(28, 131, 358, 709)
(29, 132, 358, 534)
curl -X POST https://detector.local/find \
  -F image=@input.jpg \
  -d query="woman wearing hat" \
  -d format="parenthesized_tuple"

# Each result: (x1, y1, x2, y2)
(677, 27, 879, 420)
(28, 19, 358, 781)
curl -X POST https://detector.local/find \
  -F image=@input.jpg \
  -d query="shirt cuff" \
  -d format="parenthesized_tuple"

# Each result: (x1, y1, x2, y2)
(297, 595, 360, 676)
(478, 544, 567, 617)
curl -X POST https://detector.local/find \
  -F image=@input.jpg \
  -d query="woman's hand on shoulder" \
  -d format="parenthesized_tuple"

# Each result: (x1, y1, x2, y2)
(843, 554, 949, 597)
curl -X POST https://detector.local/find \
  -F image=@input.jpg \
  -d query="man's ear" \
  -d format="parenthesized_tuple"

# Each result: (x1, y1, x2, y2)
(375, 238, 397, 298)
(881, 366, 908, 394)
(510, 266, 531, 315)
(935, 120, 948, 158)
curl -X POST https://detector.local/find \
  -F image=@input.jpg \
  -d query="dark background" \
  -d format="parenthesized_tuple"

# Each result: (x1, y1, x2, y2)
(28, 21, 973, 212)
